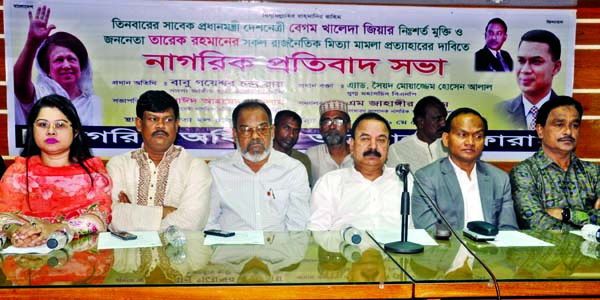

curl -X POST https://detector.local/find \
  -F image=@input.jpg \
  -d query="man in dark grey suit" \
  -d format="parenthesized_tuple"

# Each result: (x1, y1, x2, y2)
(498, 29, 562, 129)
(474, 18, 513, 72)
(412, 108, 518, 230)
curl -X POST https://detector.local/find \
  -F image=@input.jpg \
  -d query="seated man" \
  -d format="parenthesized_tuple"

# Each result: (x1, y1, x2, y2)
(510, 96, 600, 230)
(308, 112, 413, 230)
(272, 110, 312, 186)
(387, 96, 448, 172)
(306, 100, 353, 186)
(206, 100, 311, 231)
(107, 90, 212, 231)
(412, 108, 518, 230)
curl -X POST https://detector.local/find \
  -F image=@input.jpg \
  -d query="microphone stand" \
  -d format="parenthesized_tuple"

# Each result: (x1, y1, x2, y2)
(385, 164, 424, 254)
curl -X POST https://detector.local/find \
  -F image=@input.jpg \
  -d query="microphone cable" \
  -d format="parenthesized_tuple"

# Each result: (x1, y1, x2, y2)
(410, 168, 501, 300)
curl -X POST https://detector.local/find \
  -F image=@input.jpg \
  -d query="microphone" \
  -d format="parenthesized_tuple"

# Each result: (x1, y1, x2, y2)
(384, 164, 424, 254)
(410, 166, 500, 300)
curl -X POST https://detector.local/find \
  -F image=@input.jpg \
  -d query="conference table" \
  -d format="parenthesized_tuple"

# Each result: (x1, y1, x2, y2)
(1, 230, 599, 299)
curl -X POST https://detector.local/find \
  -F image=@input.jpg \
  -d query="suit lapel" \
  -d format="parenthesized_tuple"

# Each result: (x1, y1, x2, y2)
(476, 162, 493, 223)
(440, 158, 465, 227)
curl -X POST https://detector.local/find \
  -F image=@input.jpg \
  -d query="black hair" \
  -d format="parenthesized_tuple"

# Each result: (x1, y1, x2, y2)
(37, 32, 89, 75)
(136, 90, 180, 120)
(519, 29, 561, 62)
(485, 17, 508, 33)
(21, 94, 97, 210)
(232, 99, 272, 128)
(536, 95, 583, 127)
(444, 107, 488, 136)
(350, 112, 391, 141)
(412, 96, 445, 125)
(274, 110, 302, 127)
(22, 94, 93, 164)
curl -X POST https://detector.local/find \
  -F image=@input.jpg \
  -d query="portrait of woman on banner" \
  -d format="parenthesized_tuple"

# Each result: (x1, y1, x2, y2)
(13, 5, 102, 126)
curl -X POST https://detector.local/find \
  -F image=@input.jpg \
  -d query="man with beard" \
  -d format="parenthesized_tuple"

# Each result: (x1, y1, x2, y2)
(107, 90, 213, 231)
(206, 100, 311, 231)
(272, 110, 312, 186)
(387, 96, 448, 172)
(412, 108, 518, 230)
(510, 96, 600, 230)
(306, 100, 353, 186)
(308, 113, 414, 230)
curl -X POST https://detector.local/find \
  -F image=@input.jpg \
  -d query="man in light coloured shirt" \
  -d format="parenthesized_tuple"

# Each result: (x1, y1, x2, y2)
(107, 90, 212, 232)
(498, 29, 561, 129)
(412, 108, 518, 230)
(308, 112, 414, 230)
(387, 96, 448, 172)
(206, 100, 311, 231)
(306, 100, 353, 186)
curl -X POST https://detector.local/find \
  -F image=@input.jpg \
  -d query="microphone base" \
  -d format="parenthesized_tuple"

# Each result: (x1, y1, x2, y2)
(384, 241, 424, 254)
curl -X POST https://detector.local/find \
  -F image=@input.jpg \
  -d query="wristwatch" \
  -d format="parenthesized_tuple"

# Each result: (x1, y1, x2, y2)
(561, 207, 571, 223)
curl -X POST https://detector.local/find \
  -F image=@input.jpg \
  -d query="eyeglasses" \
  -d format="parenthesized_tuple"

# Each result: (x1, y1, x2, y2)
(34, 120, 72, 131)
(237, 124, 270, 137)
(320, 118, 345, 127)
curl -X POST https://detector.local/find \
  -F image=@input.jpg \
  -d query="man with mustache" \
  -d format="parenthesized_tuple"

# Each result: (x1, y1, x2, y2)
(272, 110, 312, 186)
(498, 29, 561, 129)
(107, 90, 213, 231)
(387, 96, 448, 172)
(206, 100, 310, 231)
(306, 100, 353, 186)
(510, 96, 600, 230)
(474, 18, 513, 72)
(412, 108, 518, 230)
(308, 113, 414, 230)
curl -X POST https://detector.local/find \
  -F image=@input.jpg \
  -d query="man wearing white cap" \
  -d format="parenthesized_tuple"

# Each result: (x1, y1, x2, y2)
(306, 100, 353, 186)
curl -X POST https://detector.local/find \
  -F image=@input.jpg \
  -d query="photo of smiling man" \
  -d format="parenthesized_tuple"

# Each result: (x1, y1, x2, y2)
(497, 29, 562, 129)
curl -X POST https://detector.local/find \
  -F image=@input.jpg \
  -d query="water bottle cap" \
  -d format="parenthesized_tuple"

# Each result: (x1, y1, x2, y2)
(47, 238, 58, 249)
(351, 234, 362, 244)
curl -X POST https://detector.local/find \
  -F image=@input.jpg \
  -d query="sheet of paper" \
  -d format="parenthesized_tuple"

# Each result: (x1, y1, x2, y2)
(1, 244, 54, 254)
(570, 230, 584, 237)
(98, 231, 162, 249)
(368, 229, 438, 246)
(487, 231, 554, 247)
(204, 230, 265, 245)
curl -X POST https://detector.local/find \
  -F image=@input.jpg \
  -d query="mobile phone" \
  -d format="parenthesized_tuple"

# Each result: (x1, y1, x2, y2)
(463, 229, 495, 242)
(203, 229, 235, 237)
(111, 231, 138, 240)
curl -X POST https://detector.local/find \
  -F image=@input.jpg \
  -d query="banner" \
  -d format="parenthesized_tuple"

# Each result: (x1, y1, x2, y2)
(4, 0, 576, 159)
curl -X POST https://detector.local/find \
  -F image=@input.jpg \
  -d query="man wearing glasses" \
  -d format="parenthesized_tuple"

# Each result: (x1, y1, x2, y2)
(206, 100, 311, 231)
(306, 100, 353, 186)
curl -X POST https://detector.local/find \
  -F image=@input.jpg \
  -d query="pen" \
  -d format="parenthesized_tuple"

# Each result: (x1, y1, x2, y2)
(267, 188, 276, 199)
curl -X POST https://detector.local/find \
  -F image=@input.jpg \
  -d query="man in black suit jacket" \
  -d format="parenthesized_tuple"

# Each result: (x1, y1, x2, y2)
(474, 18, 513, 72)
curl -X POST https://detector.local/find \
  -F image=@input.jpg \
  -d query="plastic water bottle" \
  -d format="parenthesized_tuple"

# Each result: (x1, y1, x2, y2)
(341, 225, 362, 245)
(47, 228, 73, 249)
(164, 225, 187, 247)
(582, 224, 600, 243)
(339, 241, 362, 262)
